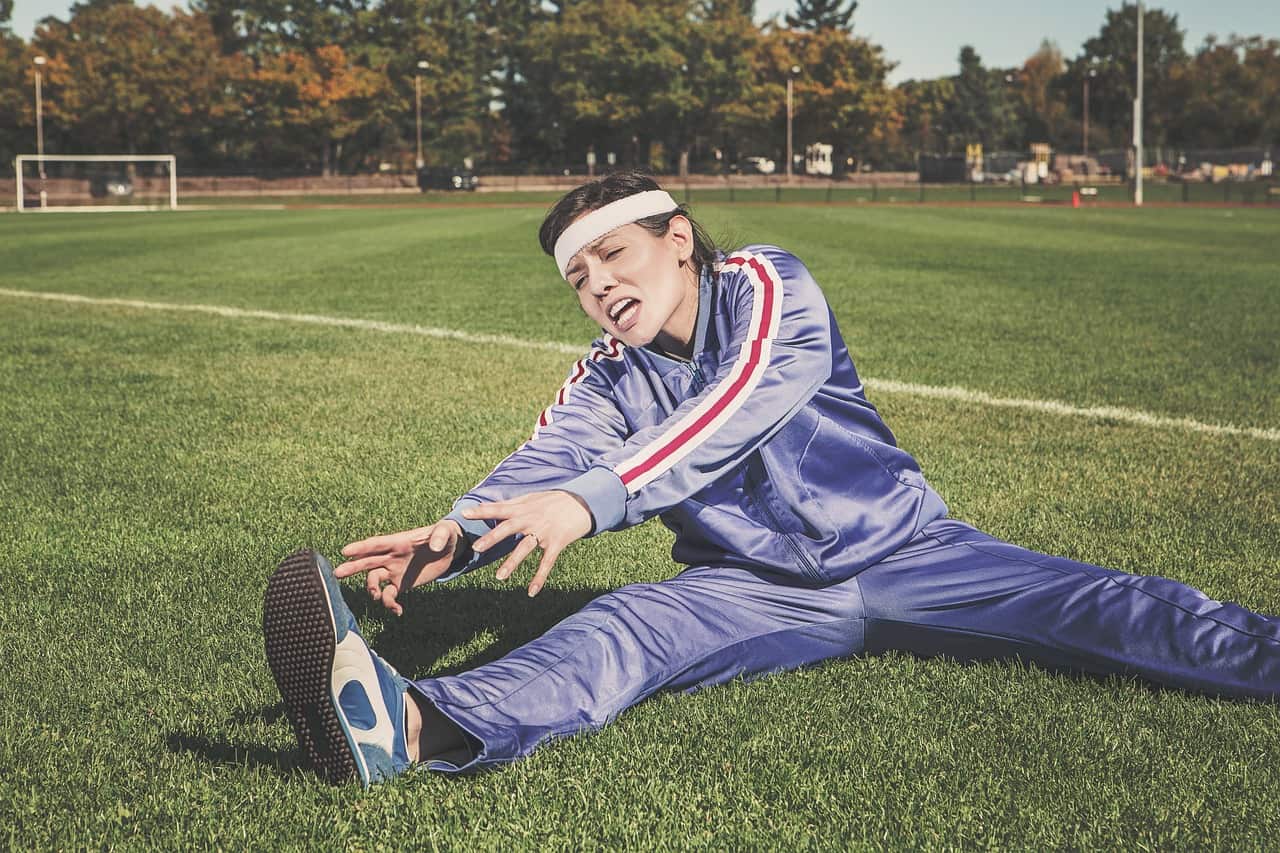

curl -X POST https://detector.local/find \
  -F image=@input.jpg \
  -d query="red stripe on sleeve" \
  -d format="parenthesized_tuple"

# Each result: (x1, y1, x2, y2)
(615, 253, 776, 487)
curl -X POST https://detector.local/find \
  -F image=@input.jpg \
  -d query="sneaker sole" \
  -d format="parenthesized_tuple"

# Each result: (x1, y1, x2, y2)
(263, 548, 360, 785)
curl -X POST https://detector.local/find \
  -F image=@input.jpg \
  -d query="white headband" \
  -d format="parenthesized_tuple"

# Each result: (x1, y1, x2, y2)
(553, 189, 680, 279)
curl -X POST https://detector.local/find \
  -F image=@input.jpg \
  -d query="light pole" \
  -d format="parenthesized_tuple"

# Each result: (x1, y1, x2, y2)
(415, 60, 429, 170)
(1134, 0, 1144, 207)
(1082, 66, 1097, 157)
(786, 64, 800, 181)
(33, 55, 47, 208)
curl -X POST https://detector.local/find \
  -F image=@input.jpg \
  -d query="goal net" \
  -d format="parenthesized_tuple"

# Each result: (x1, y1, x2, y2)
(15, 155, 178, 212)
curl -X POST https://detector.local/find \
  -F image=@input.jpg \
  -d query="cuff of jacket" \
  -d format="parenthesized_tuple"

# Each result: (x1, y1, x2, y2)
(435, 499, 490, 581)
(557, 466, 627, 535)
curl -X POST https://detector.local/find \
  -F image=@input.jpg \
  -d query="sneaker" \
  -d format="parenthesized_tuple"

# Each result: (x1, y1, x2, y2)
(263, 548, 413, 786)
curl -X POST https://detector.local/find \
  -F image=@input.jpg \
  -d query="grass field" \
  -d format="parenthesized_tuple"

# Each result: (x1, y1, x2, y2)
(1, 202, 1278, 848)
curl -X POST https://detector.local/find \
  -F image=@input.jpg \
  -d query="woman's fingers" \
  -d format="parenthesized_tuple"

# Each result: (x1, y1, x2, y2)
(334, 554, 389, 579)
(473, 518, 521, 554)
(341, 533, 397, 559)
(365, 567, 391, 599)
(343, 525, 435, 559)
(527, 545, 562, 598)
(428, 521, 457, 552)
(380, 580, 401, 615)
(495, 534, 540, 581)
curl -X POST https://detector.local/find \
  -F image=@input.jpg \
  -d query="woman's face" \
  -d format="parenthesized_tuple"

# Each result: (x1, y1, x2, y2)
(563, 216, 699, 353)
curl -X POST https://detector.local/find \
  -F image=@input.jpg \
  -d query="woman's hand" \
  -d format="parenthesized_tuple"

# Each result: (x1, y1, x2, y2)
(335, 520, 463, 616)
(464, 491, 593, 597)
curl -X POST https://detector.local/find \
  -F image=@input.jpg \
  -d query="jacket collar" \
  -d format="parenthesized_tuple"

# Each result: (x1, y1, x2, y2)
(637, 261, 716, 376)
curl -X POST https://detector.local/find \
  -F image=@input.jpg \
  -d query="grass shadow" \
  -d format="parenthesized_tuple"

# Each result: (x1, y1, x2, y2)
(165, 731, 302, 776)
(168, 584, 609, 777)
(345, 583, 608, 679)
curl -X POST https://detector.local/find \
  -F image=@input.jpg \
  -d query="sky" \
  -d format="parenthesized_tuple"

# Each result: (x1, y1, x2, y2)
(9, 0, 1280, 83)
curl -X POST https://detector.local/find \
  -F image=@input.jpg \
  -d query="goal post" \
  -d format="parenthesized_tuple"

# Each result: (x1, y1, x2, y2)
(15, 154, 178, 212)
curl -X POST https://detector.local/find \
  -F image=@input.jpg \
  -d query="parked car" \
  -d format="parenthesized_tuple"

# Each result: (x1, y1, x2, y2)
(417, 166, 479, 192)
(739, 156, 776, 175)
(89, 175, 134, 198)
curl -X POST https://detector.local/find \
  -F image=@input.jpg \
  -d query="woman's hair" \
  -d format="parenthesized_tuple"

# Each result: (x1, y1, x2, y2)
(538, 171, 719, 273)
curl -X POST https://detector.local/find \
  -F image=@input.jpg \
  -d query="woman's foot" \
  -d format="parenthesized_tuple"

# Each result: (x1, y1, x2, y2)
(263, 549, 413, 786)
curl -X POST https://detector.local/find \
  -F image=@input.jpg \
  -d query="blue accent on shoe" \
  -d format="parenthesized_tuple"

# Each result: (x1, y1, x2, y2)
(339, 680, 377, 730)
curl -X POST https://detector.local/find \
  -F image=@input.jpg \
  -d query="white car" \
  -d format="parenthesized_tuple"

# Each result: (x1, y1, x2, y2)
(742, 156, 776, 175)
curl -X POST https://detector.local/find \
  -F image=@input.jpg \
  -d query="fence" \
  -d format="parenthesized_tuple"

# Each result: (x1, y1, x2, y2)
(634, 178, 1280, 207)
(4, 172, 1277, 208)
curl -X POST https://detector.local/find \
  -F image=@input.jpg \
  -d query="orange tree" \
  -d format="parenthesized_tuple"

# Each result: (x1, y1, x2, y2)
(243, 44, 387, 174)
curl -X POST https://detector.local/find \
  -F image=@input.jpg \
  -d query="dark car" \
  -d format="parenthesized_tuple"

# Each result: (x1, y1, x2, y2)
(89, 175, 134, 198)
(417, 167, 479, 192)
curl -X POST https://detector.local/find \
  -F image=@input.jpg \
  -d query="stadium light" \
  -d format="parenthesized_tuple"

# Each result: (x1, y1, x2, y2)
(786, 64, 801, 182)
(415, 60, 430, 170)
(33, 56, 48, 207)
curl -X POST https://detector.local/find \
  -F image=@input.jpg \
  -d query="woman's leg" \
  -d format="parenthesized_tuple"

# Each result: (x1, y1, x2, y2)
(856, 518, 1280, 699)
(410, 564, 866, 772)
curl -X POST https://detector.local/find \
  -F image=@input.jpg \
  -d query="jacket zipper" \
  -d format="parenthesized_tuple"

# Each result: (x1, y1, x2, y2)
(743, 461, 824, 582)
(684, 361, 820, 581)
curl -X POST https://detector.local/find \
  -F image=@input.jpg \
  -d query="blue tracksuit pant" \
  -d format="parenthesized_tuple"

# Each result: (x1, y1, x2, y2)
(410, 519, 1280, 772)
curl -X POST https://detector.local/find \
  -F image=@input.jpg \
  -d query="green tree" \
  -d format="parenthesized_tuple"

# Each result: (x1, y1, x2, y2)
(0, 26, 28, 175)
(757, 23, 901, 170)
(1061, 4, 1188, 149)
(938, 46, 1019, 153)
(516, 0, 747, 171)
(1176, 36, 1280, 148)
(898, 77, 954, 156)
(784, 0, 856, 32)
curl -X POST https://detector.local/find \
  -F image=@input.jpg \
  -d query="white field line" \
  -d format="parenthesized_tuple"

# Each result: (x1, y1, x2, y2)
(3, 286, 1277, 443)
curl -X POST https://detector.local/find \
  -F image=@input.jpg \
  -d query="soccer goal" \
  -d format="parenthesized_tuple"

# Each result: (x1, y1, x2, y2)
(15, 154, 178, 212)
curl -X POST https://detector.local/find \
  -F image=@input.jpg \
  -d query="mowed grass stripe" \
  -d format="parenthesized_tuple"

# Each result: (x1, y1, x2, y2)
(2, 205, 1275, 427)
(3, 285, 1277, 443)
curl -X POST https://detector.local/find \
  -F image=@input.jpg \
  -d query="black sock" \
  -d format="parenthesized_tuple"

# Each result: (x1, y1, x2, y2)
(410, 693, 476, 766)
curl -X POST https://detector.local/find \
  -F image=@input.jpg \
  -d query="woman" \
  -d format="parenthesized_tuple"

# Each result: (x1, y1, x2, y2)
(263, 171, 1280, 787)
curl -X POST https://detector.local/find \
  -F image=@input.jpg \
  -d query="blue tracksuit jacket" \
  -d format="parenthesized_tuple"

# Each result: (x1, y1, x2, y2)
(445, 244, 948, 582)
(412, 243, 1280, 773)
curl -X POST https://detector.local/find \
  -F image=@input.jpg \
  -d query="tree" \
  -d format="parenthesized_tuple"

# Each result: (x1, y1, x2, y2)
(31, 5, 244, 161)
(682, 0, 768, 170)
(1176, 35, 1280, 149)
(0, 27, 27, 174)
(1017, 40, 1068, 148)
(244, 44, 386, 174)
(757, 24, 901, 170)
(1061, 4, 1188, 149)
(515, 0, 740, 171)
(898, 77, 954, 157)
(784, 0, 856, 32)
(937, 46, 1019, 153)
